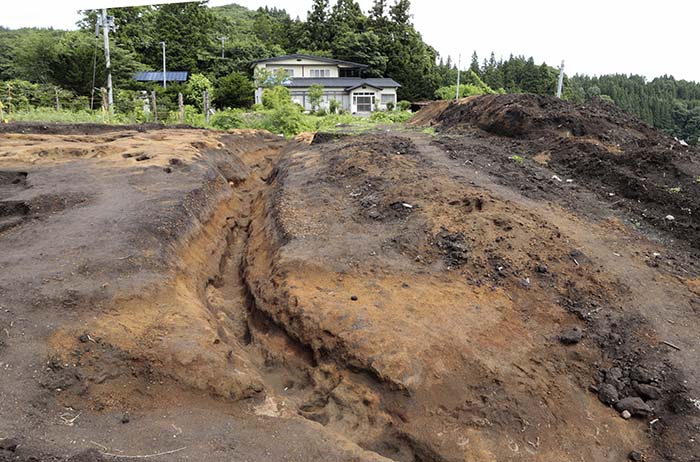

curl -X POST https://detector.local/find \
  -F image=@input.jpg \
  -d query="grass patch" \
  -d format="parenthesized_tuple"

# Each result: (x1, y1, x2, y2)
(509, 154, 525, 164)
(3, 106, 413, 138)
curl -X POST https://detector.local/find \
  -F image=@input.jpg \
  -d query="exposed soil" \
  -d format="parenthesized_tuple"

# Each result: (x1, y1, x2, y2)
(1, 98, 699, 462)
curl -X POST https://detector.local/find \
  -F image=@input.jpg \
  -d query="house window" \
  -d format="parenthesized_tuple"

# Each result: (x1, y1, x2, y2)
(381, 94, 395, 105)
(309, 69, 331, 77)
(271, 67, 294, 77)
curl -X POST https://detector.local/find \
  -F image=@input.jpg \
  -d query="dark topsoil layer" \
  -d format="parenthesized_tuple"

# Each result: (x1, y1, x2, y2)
(423, 94, 700, 251)
(0, 122, 194, 135)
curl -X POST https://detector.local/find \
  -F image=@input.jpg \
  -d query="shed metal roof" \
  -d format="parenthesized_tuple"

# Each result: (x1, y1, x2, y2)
(251, 54, 369, 69)
(283, 77, 401, 89)
(134, 71, 189, 82)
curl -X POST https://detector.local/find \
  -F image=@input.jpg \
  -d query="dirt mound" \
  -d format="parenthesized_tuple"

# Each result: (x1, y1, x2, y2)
(414, 94, 700, 250)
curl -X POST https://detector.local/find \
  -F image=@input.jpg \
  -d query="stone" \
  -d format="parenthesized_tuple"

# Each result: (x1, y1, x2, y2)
(598, 383, 619, 405)
(628, 450, 643, 461)
(615, 397, 653, 417)
(0, 438, 19, 452)
(630, 367, 654, 384)
(634, 383, 663, 401)
(559, 326, 583, 345)
(534, 263, 548, 274)
(621, 410, 632, 419)
(350, 295, 358, 301)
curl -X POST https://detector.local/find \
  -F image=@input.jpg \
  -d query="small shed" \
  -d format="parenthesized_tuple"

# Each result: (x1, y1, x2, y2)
(134, 71, 189, 83)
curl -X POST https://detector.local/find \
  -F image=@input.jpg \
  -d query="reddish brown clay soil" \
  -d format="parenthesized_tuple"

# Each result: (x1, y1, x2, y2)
(1, 100, 699, 462)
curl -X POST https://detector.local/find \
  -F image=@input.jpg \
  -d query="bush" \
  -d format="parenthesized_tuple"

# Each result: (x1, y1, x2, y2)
(185, 73, 213, 110)
(397, 100, 411, 111)
(386, 102, 395, 111)
(329, 99, 341, 114)
(213, 72, 254, 109)
(262, 86, 291, 110)
(369, 110, 413, 123)
(308, 84, 324, 112)
(211, 109, 244, 130)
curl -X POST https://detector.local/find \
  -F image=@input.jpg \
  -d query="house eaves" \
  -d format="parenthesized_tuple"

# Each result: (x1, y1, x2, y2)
(250, 54, 369, 69)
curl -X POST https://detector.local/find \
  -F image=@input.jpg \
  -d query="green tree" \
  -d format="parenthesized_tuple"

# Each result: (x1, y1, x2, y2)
(213, 72, 254, 108)
(308, 84, 324, 111)
(147, 2, 216, 73)
(185, 73, 213, 110)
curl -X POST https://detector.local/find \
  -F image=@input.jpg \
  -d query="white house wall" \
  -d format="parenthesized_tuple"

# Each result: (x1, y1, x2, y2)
(254, 62, 339, 78)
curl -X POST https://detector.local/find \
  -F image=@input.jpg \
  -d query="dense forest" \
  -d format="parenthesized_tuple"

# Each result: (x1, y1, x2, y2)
(0, 0, 699, 143)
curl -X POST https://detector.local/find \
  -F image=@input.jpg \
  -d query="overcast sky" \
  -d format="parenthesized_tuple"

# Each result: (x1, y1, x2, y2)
(3, 0, 699, 82)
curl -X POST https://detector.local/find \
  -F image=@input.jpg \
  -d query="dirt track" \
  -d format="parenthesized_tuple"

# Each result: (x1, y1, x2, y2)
(1, 96, 699, 462)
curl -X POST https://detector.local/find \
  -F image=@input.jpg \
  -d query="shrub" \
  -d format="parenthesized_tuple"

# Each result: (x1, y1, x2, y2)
(213, 72, 254, 109)
(308, 84, 324, 112)
(185, 73, 213, 110)
(397, 100, 411, 111)
(369, 110, 413, 123)
(262, 86, 292, 110)
(329, 99, 341, 114)
(211, 109, 244, 130)
(386, 101, 395, 111)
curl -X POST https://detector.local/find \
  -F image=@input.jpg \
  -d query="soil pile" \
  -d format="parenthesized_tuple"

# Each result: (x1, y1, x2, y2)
(412, 94, 700, 250)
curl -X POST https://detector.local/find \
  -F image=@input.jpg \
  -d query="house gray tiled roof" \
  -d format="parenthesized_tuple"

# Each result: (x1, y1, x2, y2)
(283, 77, 401, 90)
(251, 54, 369, 68)
(134, 71, 189, 82)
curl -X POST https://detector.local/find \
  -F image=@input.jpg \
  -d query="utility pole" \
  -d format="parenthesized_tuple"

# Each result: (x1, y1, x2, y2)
(455, 54, 461, 101)
(160, 41, 167, 88)
(100, 9, 114, 113)
(219, 36, 227, 59)
(556, 60, 565, 98)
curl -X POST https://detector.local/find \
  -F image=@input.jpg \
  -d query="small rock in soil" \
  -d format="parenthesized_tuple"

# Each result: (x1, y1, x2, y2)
(534, 263, 548, 274)
(0, 438, 19, 452)
(615, 397, 653, 417)
(621, 410, 632, 419)
(121, 413, 130, 424)
(628, 450, 643, 461)
(78, 333, 90, 343)
(630, 367, 655, 384)
(598, 383, 619, 405)
(559, 326, 583, 345)
(634, 383, 663, 400)
(350, 295, 358, 301)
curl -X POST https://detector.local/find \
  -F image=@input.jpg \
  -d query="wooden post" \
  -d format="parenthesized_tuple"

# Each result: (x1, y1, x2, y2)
(7, 83, 13, 114)
(203, 89, 210, 124)
(54, 87, 61, 111)
(150, 90, 158, 122)
(100, 87, 108, 119)
(178, 92, 184, 124)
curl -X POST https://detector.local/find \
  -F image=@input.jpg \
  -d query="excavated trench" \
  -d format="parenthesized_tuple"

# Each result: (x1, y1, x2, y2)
(199, 149, 422, 462)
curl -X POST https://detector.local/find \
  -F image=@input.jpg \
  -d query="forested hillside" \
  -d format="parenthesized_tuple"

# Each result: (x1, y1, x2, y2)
(0, 0, 699, 142)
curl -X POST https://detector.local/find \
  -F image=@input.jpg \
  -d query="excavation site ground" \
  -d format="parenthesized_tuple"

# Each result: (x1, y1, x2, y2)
(0, 95, 699, 462)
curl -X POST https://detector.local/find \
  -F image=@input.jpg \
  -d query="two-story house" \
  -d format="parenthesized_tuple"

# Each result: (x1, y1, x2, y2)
(251, 54, 401, 114)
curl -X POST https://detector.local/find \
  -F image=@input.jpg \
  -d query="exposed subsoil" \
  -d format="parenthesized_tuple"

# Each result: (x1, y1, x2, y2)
(0, 99, 699, 462)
